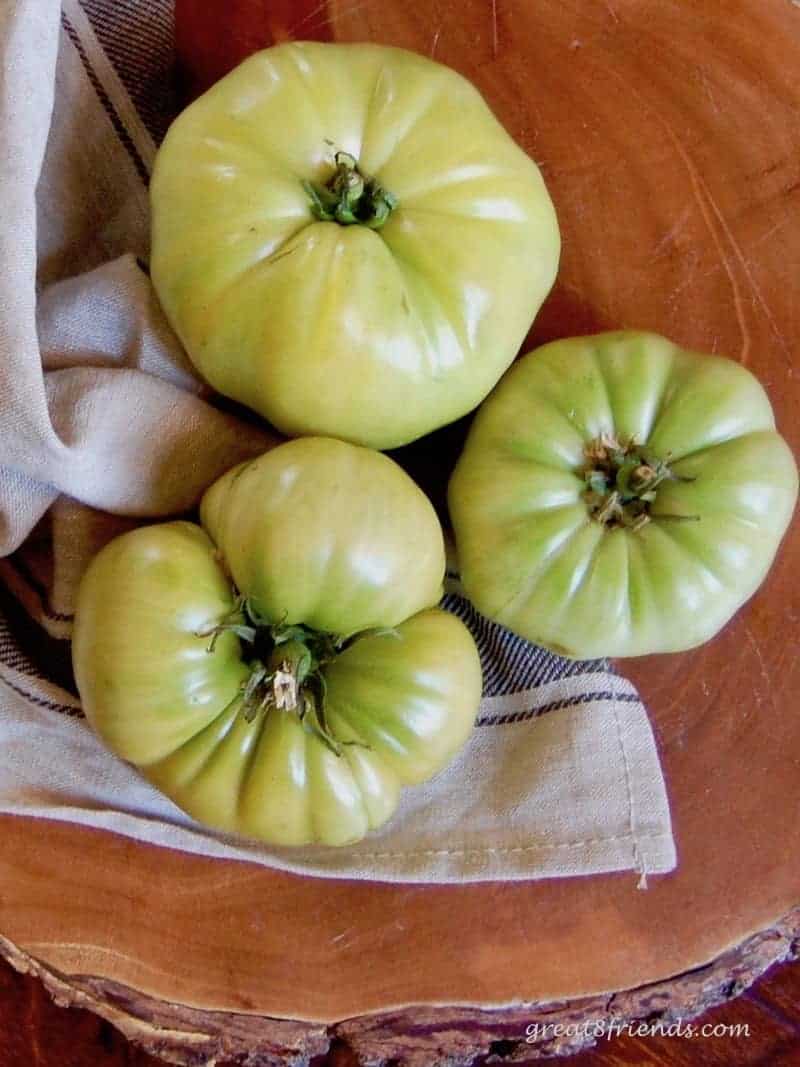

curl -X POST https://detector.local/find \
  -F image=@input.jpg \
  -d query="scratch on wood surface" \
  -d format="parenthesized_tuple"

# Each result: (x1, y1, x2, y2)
(743, 624, 779, 718)
(698, 180, 794, 365)
(602, 66, 754, 365)
(616, 65, 794, 367)
(294, 0, 375, 35)
(291, 0, 330, 34)
(649, 206, 692, 260)
(491, 0, 499, 58)
(750, 217, 792, 249)
(666, 132, 753, 366)
(698, 67, 721, 115)
(605, 0, 620, 22)
(665, 270, 697, 305)
(430, 23, 442, 58)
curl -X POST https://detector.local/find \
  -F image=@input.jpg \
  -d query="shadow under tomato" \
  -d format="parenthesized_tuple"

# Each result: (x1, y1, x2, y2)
(524, 279, 617, 351)
(175, 0, 335, 102)
(388, 415, 473, 531)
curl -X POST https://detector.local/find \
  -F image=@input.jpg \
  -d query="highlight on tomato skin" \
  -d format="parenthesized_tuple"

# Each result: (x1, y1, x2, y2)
(150, 40, 560, 450)
(448, 330, 798, 660)
(72, 438, 482, 848)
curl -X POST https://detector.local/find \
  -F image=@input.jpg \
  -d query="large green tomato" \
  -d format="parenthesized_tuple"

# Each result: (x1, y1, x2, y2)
(449, 332, 798, 658)
(72, 438, 482, 846)
(150, 41, 559, 449)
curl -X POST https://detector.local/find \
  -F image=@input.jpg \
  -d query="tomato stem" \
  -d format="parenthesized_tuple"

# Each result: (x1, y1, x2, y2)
(302, 151, 397, 230)
(581, 432, 698, 530)
(197, 598, 378, 756)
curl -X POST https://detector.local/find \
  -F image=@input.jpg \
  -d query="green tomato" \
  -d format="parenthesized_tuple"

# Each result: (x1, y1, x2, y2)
(73, 439, 482, 846)
(199, 436, 447, 634)
(448, 331, 798, 658)
(150, 41, 559, 449)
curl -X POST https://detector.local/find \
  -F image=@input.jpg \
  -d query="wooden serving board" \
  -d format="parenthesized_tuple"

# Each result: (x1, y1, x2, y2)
(2, 0, 800, 1063)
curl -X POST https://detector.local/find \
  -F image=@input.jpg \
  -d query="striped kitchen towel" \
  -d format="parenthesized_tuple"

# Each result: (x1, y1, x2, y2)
(0, 0, 675, 883)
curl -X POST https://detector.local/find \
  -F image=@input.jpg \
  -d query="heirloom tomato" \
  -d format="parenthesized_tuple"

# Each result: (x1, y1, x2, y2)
(448, 332, 797, 658)
(150, 41, 559, 448)
(73, 438, 482, 846)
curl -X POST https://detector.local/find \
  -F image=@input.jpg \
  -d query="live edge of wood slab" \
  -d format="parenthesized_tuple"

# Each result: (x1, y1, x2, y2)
(1, 910, 798, 1065)
(3, 0, 800, 1064)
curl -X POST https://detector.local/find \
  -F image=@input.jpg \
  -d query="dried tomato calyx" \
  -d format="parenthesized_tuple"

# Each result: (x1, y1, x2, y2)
(581, 432, 698, 531)
(195, 597, 390, 755)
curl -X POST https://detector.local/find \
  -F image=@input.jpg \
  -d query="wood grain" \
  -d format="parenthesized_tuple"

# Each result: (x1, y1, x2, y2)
(1, 911, 798, 1065)
(3, 0, 800, 1063)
